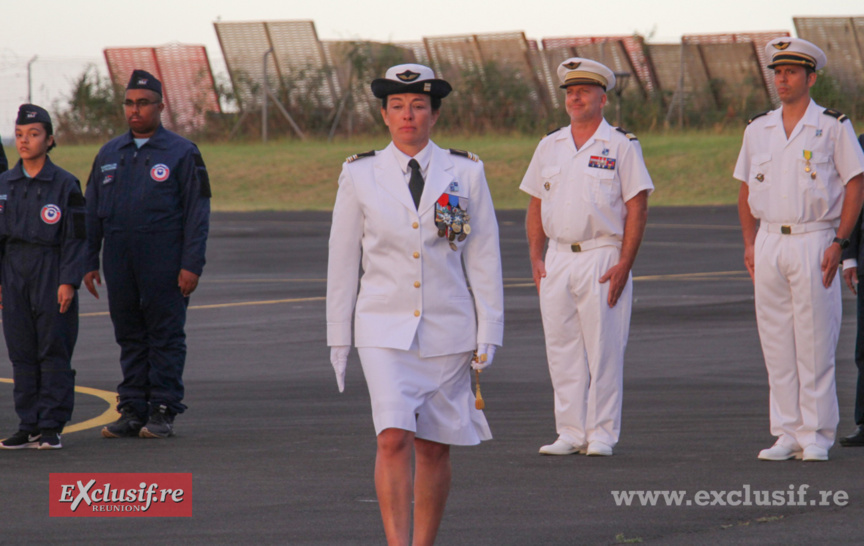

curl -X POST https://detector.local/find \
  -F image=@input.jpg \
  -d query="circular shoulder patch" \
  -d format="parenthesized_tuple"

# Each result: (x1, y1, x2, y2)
(41, 204, 62, 224)
(151, 163, 170, 182)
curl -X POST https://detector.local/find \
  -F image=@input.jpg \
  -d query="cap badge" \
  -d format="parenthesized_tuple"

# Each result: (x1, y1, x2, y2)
(26, 111, 37, 118)
(138, 78, 148, 85)
(563, 61, 581, 69)
(772, 42, 790, 50)
(396, 70, 421, 82)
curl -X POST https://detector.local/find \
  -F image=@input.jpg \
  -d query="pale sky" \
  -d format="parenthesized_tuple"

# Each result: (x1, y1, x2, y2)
(1, 0, 861, 60)
(0, 0, 861, 136)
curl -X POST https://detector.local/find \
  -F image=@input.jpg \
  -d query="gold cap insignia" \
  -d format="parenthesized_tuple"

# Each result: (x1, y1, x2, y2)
(773, 41, 790, 50)
(563, 61, 581, 70)
(396, 70, 420, 82)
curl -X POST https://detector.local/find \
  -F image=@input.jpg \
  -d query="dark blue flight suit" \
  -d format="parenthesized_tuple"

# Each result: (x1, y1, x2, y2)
(841, 134, 864, 432)
(0, 139, 8, 173)
(85, 125, 210, 420)
(0, 157, 87, 432)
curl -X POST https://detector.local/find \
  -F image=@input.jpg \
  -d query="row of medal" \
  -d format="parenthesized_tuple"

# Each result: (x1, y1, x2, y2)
(803, 150, 817, 179)
(435, 193, 470, 251)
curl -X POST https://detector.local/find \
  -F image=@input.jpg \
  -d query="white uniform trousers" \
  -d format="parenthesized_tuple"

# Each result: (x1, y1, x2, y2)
(754, 227, 840, 450)
(539, 244, 632, 447)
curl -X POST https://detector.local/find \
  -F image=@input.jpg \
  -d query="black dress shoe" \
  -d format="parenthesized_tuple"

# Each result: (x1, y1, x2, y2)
(839, 427, 864, 447)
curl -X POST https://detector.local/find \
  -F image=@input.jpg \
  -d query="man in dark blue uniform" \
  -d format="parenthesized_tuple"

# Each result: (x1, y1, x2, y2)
(840, 133, 864, 447)
(0, 104, 86, 450)
(84, 70, 211, 439)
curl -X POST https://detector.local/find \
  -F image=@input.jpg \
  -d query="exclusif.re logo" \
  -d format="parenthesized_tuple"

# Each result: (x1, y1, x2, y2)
(50, 473, 192, 517)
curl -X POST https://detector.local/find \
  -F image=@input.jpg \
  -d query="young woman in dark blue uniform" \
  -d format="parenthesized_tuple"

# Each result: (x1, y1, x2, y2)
(0, 104, 87, 450)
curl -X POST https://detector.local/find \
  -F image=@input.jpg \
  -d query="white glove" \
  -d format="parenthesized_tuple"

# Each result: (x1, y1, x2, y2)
(330, 346, 350, 392)
(472, 344, 497, 371)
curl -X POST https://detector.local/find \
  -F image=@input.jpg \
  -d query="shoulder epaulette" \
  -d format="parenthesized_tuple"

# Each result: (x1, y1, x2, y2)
(345, 150, 375, 163)
(545, 127, 562, 137)
(823, 108, 849, 123)
(747, 111, 770, 125)
(615, 127, 638, 141)
(449, 148, 480, 162)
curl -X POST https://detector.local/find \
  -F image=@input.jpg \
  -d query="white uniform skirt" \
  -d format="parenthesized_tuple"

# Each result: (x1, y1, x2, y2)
(358, 339, 492, 446)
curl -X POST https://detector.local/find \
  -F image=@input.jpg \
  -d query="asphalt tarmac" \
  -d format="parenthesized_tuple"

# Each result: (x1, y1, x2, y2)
(0, 206, 861, 545)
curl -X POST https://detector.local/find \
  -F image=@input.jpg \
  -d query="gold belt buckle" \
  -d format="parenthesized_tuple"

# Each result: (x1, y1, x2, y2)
(570, 243, 582, 252)
(781, 225, 792, 235)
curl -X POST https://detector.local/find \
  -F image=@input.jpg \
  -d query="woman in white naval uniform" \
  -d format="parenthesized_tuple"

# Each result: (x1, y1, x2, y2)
(326, 64, 504, 546)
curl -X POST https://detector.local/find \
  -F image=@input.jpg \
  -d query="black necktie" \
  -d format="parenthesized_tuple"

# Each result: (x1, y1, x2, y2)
(408, 158, 424, 210)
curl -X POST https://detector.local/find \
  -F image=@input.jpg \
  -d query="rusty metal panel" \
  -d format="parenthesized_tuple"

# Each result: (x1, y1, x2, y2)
(105, 45, 221, 132)
(795, 17, 864, 95)
(153, 44, 221, 132)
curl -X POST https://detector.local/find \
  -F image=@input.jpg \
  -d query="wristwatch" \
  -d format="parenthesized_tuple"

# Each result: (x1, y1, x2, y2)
(833, 236, 850, 250)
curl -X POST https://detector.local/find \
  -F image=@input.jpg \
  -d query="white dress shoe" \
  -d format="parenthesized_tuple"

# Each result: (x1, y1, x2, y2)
(586, 441, 613, 456)
(802, 444, 829, 462)
(757, 443, 801, 461)
(539, 439, 583, 455)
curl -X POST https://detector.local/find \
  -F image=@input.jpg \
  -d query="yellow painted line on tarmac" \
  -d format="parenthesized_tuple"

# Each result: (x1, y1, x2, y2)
(81, 296, 327, 317)
(503, 270, 748, 287)
(649, 223, 741, 231)
(204, 278, 325, 284)
(634, 270, 748, 281)
(0, 378, 118, 434)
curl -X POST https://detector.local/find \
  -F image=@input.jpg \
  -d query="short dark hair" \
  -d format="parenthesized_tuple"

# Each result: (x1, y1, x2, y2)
(41, 121, 56, 152)
(805, 66, 816, 76)
(382, 95, 442, 111)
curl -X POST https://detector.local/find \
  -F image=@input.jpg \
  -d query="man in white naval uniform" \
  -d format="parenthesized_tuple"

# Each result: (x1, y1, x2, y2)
(521, 58, 653, 457)
(326, 64, 504, 545)
(735, 37, 864, 462)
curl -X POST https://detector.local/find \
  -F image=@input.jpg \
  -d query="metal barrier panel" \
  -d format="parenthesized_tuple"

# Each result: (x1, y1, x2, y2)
(475, 32, 550, 113)
(697, 42, 770, 109)
(214, 21, 277, 109)
(794, 17, 864, 95)
(647, 43, 714, 112)
(424, 34, 484, 89)
(394, 42, 428, 65)
(266, 20, 337, 108)
(542, 36, 656, 96)
(683, 32, 790, 105)
(320, 40, 420, 126)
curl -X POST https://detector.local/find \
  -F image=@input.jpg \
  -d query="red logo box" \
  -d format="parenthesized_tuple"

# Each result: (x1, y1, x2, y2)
(50, 473, 192, 517)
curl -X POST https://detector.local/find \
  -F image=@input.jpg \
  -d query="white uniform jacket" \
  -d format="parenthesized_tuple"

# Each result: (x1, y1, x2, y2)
(733, 99, 864, 224)
(519, 119, 654, 244)
(326, 141, 504, 358)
